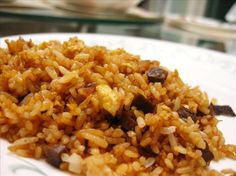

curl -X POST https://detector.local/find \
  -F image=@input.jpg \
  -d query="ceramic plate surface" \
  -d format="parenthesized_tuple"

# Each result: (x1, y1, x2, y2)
(0, 33, 236, 176)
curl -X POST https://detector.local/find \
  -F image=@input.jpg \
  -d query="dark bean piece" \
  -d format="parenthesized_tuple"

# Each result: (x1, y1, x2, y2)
(119, 110, 137, 132)
(84, 140, 88, 154)
(196, 109, 206, 117)
(102, 108, 136, 131)
(131, 94, 155, 114)
(208, 104, 215, 116)
(196, 109, 212, 121)
(177, 106, 197, 122)
(18, 93, 33, 105)
(18, 95, 27, 103)
(43, 144, 66, 168)
(138, 146, 156, 158)
(41, 110, 47, 114)
(199, 143, 214, 164)
(103, 108, 136, 132)
(147, 67, 168, 83)
(103, 109, 120, 125)
(211, 104, 236, 117)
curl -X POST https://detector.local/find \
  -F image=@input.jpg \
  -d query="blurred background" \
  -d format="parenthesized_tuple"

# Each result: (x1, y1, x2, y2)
(0, 0, 236, 55)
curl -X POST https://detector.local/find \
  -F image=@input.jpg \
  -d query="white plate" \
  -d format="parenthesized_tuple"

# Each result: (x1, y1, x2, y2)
(0, 33, 236, 175)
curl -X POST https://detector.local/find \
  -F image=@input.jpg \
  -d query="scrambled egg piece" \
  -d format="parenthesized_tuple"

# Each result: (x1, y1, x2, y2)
(96, 84, 120, 116)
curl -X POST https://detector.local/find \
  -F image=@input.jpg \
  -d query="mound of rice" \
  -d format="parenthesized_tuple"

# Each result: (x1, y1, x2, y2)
(0, 37, 235, 176)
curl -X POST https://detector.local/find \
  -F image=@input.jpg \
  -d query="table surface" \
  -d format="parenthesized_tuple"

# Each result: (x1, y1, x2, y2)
(0, 7, 161, 25)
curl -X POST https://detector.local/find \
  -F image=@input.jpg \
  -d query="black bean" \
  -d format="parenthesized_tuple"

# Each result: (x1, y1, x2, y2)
(147, 67, 168, 83)
(103, 108, 137, 132)
(199, 143, 214, 163)
(208, 104, 215, 116)
(103, 110, 120, 125)
(83, 140, 88, 154)
(211, 104, 236, 117)
(177, 106, 198, 122)
(18, 95, 27, 103)
(131, 94, 155, 114)
(119, 110, 137, 132)
(196, 110, 206, 117)
(43, 144, 66, 168)
(138, 146, 156, 158)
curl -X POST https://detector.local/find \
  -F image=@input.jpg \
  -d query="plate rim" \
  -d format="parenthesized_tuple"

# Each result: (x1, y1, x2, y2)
(1, 32, 236, 60)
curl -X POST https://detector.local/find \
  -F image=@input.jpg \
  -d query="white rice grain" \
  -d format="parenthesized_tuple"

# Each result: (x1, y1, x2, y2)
(160, 126, 176, 134)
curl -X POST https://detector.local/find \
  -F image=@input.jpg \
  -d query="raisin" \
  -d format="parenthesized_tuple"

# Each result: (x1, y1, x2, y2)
(177, 106, 198, 122)
(199, 143, 214, 164)
(147, 67, 168, 83)
(132, 94, 154, 114)
(43, 144, 66, 168)
(119, 110, 137, 132)
(211, 104, 236, 117)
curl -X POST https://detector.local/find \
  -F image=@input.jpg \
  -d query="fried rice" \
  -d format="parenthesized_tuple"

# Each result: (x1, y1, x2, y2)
(0, 37, 235, 176)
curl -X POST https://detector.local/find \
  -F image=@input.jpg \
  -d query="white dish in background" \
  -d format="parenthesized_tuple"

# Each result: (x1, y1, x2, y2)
(0, 0, 53, 9)
(45, 0, 141, 13)
(165, 15, 236, 32)
(0, 33, 236, 175)
(165, 15, 236, 40)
